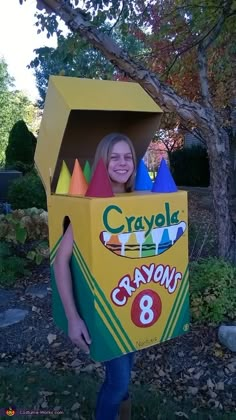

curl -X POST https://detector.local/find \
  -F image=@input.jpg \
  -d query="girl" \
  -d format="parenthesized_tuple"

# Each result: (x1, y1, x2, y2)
(54, 133, 137, 420)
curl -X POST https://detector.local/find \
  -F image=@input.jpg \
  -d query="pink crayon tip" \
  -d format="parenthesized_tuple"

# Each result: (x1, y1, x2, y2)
(85, 159, 114, 198)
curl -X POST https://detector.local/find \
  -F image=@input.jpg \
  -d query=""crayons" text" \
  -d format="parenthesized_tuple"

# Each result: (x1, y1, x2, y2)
(111, 263, 182, 306)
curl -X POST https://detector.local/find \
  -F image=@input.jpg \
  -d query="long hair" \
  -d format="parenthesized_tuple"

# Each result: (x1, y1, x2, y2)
(92, 133, 137, 192)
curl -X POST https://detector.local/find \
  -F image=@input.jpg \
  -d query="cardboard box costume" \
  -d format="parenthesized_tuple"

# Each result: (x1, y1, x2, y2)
(35, 76, 189, 362)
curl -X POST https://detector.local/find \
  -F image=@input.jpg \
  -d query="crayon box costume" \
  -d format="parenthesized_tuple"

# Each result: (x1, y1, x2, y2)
(35, 76, 189, 362)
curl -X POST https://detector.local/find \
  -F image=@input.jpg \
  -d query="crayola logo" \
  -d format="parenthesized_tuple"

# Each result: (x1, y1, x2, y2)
(103, 202, 179, 236)
(100, 203, 186, 259)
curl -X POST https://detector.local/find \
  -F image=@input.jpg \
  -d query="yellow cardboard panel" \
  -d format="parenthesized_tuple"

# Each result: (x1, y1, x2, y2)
(49, 192, 189, 361)
(51, 76, 163, 112)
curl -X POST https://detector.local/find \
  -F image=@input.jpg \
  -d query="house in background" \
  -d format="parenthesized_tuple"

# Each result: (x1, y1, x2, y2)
(143, 140, 168, 179)
(183, 131, 206, 149)
(143, 125, 184, 179)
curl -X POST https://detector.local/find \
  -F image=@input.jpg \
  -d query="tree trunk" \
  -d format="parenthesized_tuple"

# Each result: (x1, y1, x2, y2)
(36, 0, 236, 262)
(197, 35, 236, 262)
(200, 124, 236, 261)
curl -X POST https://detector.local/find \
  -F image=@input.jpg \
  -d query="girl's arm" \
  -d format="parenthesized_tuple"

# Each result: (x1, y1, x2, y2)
(53, 224, 91, 354)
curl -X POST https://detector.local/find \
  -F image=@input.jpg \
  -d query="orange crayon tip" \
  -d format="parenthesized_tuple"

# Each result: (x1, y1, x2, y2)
(69, 159, 88, 195)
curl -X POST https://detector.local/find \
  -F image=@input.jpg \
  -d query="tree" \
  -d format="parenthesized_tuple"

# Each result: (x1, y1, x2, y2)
(29, 34, 115, 106)
(0, 58, 38, 162)
(5, 120, 37, 172)
(24, 0, 236, 262)
(29, 29, 146, 106)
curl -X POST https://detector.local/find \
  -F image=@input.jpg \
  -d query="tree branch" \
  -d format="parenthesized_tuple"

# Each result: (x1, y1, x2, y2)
(34, 0, 222, 131)
(160, 1, 235, 79)
(162, 13, 227, 79)
(200, 12, 226, 51)
(197, 1, 234, 108)
(108, 1, 124, 34)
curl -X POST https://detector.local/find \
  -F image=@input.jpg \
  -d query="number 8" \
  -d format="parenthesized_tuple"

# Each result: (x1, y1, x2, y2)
(140, 295, 154, 325)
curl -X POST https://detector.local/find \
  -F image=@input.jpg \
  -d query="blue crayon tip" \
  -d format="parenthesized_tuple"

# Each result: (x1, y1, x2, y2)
(152, 158, 178, 193)
(135, 160, 153, 191)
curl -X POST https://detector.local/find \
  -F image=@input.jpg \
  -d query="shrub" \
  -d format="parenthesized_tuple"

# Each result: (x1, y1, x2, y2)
(16, 209, 48, 239)
(0, 242, 30, 287)
(5, 120, 36, 172)
(5, 161, 34, 175)
(0, 213, 27, 244)
(169, 146, 209, 186)
(190, 258, 236, 324)
(7, 172, 47, 210)
(0, 208, 48, 242)
(0, 209, 49, 286)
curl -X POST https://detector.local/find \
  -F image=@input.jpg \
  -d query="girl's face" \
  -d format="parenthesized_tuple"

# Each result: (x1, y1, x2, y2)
(107, 140, 134, 192)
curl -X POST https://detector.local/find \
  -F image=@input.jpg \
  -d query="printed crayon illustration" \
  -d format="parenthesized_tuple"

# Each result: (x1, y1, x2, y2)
(99, 221, 186, 258)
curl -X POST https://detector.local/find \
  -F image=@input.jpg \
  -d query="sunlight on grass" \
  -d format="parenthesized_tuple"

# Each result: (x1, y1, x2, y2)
(0, 366, 235, 419)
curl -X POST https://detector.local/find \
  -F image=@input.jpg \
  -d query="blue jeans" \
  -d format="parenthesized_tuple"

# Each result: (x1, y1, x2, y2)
(95, 352, 135, 420)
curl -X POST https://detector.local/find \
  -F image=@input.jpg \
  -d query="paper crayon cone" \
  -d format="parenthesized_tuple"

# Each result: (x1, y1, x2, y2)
(85, 158, 114, 197)
(135, 159, 153, 191)
(55, 161, 71, 194)
(83, 160, 92, 183)
(69, 159, 88, 195)
(152, 158, 178, 193)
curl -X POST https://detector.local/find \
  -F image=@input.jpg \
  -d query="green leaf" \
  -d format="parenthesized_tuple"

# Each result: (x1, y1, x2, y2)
(15, 226, 27, 244)
(35, 254, 43, 265)
(27, 251, 36, 261)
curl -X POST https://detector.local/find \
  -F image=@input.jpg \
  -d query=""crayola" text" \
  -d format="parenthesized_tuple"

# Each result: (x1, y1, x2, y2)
(103, 202, 179, 237)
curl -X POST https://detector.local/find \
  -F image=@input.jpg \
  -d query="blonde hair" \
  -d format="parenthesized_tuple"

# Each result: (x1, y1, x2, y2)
(92, 133, 137, 192)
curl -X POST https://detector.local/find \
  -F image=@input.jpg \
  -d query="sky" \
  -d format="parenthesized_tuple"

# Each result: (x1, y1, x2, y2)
(0, 0, 61, 101)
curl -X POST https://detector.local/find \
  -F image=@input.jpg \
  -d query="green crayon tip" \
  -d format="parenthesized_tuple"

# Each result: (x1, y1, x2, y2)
(83, 160, 91, 183)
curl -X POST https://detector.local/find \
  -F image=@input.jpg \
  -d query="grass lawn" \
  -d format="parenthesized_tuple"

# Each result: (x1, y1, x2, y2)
(0, 365, 235, 419)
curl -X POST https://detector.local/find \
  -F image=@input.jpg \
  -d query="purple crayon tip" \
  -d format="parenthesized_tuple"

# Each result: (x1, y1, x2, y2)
(152, 158, 178, 193)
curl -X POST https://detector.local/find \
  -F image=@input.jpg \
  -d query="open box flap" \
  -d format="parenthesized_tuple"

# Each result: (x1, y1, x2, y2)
(35, 76, 163, 195)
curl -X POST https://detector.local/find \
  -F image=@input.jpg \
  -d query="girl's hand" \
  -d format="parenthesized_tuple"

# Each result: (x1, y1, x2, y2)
(68, 314, 92, 354)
